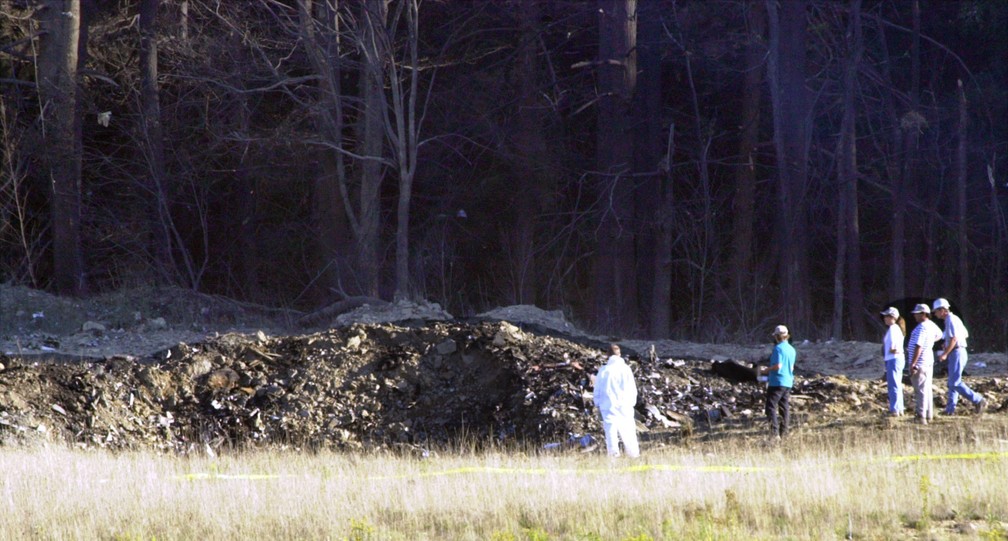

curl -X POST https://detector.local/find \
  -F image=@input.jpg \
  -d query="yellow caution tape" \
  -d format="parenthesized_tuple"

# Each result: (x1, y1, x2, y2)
(177, 451, 1008, 481)
(889, 451, 1008, 462)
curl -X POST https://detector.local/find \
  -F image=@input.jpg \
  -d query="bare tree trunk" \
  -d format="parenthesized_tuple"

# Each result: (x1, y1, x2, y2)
(139, 0, 173, 281)
(989, 164, 1006, 311)
(179, 0, 189, 42)
(234, 74, 258, 299)
(359, 0, 390, 297)
(652, 125, 675, 339)
(593, 0, 638, 332)
(904, 0, 923, 294)
(956, 79, 968, 304)
(766, 0, 811, 332)
(681, 15, 714, 334)
(731, 2, 765, 295)
(388, 0, 421, 299)
(39, 0, 85, 295)
(833, 0, 865, 340)
(511, 0, 545, 305)
(877, 22, 905, 302)
(298, 0, 353, 297)
(634, 1, 666, 337)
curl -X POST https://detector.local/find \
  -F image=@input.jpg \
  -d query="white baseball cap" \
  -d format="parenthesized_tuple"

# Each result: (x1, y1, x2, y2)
(772, 324, 789, 337)
(932, 298, 950, 310)
(911, 303, 930, 314)
(880, 307, 899, 319)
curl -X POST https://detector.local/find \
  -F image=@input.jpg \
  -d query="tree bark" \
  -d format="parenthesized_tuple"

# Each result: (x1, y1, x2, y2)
(682, 11, 714, 334)
(634, 1, 666, 337)
(510, 0, 546, 305)
(359, 0, 390, 297)
(989, 164, 1006, 311)
(593, 0, 638, 332)
(234, 73, 258, 299)
(730, 1, 765, 295)
(298, 0, 352, 298)
(179, 0, 189, 42)
(766, 0, 811, 332)
(833, 0, 865, 340)
(904, 0, 923, 294)
(652, 125, 675, 339)
(39, 0, 85, 295)
(956, 79, 968, 304)
(390, 0, 421, 300)
(139, 0, 173, 281)
(877, 21, 905, 302)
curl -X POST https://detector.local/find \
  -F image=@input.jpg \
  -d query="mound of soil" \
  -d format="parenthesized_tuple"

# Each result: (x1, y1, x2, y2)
(2, 318, 1006, 453)
(2, 285, 1006, 452)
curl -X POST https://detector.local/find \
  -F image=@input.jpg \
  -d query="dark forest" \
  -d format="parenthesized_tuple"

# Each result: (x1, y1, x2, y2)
(2, 0, 1007, 346)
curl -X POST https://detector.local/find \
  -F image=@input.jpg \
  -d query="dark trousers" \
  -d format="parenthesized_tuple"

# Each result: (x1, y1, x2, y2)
(765, 386, 791, 437)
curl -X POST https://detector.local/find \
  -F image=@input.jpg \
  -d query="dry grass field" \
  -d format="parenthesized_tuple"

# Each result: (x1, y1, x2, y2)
(2, 415, 1008, 540)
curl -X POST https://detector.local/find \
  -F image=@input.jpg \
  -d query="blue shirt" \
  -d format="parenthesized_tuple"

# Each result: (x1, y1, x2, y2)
(768, 341, 796, 388)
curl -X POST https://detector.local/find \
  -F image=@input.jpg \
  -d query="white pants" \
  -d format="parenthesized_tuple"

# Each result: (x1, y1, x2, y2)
(911, 363, 934, 420)
(602, 416, 639, 458)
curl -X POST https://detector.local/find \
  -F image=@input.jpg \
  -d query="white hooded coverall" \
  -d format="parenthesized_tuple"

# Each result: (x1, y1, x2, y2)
(593, 355, 639, 457)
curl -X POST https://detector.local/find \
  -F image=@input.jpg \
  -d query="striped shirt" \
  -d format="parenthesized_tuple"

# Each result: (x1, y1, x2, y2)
(908, 319, 942, 368)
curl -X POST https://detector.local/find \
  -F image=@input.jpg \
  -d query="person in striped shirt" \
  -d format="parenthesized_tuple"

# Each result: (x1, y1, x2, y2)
(907, 304, 942, 425)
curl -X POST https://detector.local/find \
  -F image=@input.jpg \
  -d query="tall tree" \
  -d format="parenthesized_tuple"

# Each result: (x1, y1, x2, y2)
(297, 0, 355, 298)
(179, 0, 189, 42)
(509, 0, 546, 305)
(387, 0, 421, 299)
(38, 0, 85, 294)
(634, 0, 667, 337)
(766, 0, 811, 332)
(902, 0, 923, 294)
(832, 0, 865, 340)
(877, 19, 906, 302)
(358, 0, 390, 297)
(229, 28, 258, 299)
(593, 0, 638, 332)
(730, 1, 766, 297)
(956, 79, 968, 304)
(139, 0, 172, 281)
(672, 3, 715, 335)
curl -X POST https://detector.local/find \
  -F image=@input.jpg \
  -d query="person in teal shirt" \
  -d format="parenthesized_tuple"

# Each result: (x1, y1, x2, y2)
(762, 324, 796, 438)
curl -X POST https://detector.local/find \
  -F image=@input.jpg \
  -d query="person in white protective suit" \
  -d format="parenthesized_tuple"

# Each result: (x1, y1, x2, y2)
(592, 344, 639, 458)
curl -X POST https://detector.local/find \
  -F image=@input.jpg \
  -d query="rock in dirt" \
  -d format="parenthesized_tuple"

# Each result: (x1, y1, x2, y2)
(479, 305, 580, 336)
(81, 321, 106, 334)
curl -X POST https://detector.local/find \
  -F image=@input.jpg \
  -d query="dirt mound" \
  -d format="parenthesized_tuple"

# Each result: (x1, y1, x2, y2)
(0, 321, 605, 451)
(334, 298, 452, 326)
(2, 286, 1006, 452)
(478, 305, 582, 336)
(0, 284, 288, 359)
(3, 319, 1006, 452)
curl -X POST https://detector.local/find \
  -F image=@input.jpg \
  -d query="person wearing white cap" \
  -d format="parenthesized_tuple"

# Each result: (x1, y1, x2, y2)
(932, 298, 986, 415)
(760, 325, 796, 439)
(879, 307, 906, 416)
(907, 304, 942, 424)
(592, 344, 639, 458)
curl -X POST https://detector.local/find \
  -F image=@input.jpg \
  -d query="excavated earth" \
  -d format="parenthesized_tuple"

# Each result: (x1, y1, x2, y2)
(1, 286, 1006, 453)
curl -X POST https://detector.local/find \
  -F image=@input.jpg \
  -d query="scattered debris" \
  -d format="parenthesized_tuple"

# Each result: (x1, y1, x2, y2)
(1, 285, 1005, 452)
(1, 318, 1003, 453)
